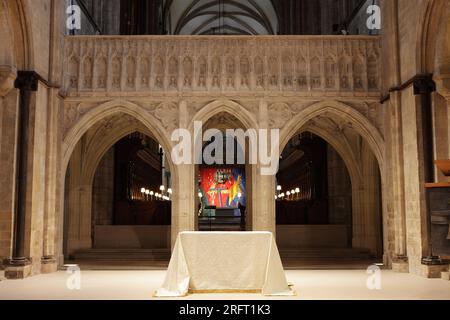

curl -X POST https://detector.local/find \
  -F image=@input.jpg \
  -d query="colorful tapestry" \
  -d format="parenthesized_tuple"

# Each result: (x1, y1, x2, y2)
(199, 167, 246, 209)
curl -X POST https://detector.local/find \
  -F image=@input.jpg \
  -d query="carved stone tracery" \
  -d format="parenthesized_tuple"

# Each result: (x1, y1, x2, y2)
(63, 36, 381, 96)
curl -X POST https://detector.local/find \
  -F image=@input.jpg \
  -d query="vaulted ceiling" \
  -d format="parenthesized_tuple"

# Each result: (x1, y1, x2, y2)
(164, 0, 278, 35)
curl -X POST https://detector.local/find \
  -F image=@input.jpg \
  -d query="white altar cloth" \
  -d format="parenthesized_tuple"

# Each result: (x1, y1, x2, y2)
(155, 231, 294, 297)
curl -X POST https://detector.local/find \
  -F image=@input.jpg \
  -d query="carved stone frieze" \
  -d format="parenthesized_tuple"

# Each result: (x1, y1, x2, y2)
(63, 36, 381, 97)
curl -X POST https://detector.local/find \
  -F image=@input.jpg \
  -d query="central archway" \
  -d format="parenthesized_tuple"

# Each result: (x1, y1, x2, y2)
(190, 100, 260, 231)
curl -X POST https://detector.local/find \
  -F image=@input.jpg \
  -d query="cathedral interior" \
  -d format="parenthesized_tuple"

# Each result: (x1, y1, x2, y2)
(0, 0, 450, 301)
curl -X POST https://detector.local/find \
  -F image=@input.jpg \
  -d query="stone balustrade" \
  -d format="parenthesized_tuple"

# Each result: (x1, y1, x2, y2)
(63, 35, 381, 96)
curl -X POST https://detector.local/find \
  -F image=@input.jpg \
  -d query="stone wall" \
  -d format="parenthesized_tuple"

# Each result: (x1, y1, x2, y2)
(0, 89, 19, 266)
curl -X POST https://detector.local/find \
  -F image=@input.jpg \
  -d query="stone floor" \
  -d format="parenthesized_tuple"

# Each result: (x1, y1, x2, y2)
(0, 269, 449, 300)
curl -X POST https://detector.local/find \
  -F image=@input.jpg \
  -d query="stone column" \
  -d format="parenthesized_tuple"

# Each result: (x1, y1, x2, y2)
(386, 91, 408, 272)
(0, 66, 17, 268)
(252, 100, 276, 234)
(401, 76, 448, 277)
(170, 100, 196, 248)
(4, 71, 48, 279)
(41, 88, 61, 273)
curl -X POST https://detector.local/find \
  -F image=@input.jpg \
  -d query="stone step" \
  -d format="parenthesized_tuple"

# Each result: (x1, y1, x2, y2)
(279, 248, 374, 260)
(72, 249, 171, 262)
(72, 247, 373, 263)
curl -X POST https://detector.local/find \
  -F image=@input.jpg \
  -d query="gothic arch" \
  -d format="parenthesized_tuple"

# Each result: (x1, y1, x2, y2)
(189, 99, 259, 132)
(432, 1, 450, 96)
(280, 100, 385, 177)
(0, 0, 32, 69)
(301, 125, 363, 188)
(81, 122, 154, 187)
(189, 99, 259, 232)
(60, 100, 180, 257)
(279, 100, 385, 256)
(62, 100, 176, 175)
(416, 0, 450, 74)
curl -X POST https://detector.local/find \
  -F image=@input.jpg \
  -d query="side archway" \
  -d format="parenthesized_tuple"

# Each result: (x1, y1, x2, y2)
(278, 100, 385, 258)
(58, 100, 179, 262)
(280, 100, 385, 176)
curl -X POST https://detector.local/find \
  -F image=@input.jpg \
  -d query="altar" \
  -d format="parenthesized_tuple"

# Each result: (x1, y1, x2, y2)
(155, 232, 294, 297)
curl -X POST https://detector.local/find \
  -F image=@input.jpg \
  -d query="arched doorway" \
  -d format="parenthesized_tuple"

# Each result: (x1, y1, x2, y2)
(62, 110, 175, 267)
(277, 101, 385, 266)
(196, 112, 253, 232)
(276, 132, 353, 248)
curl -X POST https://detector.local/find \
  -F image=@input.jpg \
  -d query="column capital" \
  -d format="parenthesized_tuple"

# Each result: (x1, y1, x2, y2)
(14, 71, 45, 92)
(413, 74, 436, 95)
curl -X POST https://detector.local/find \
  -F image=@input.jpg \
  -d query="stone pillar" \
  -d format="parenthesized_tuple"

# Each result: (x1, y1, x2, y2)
(252, 100, 276, 234)
(400, 77, 447, 277)
(170, 100, 196, 247)
(386, 91, 408, 272)
(4, 72, 49, 279)
(253, 173, 276, 234)
(0, 66, 18, 268)
(41, 89, 61, 273)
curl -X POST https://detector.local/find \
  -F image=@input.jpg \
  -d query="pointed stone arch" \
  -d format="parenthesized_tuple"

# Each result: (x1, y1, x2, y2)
(59, 99, 179, 260)
(189, 99, 259, 132)
(63, 100, 175, 175)
(280, 100, 385, 177)
(278, 100, 386, 257)
(0, 0, 33, 70)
